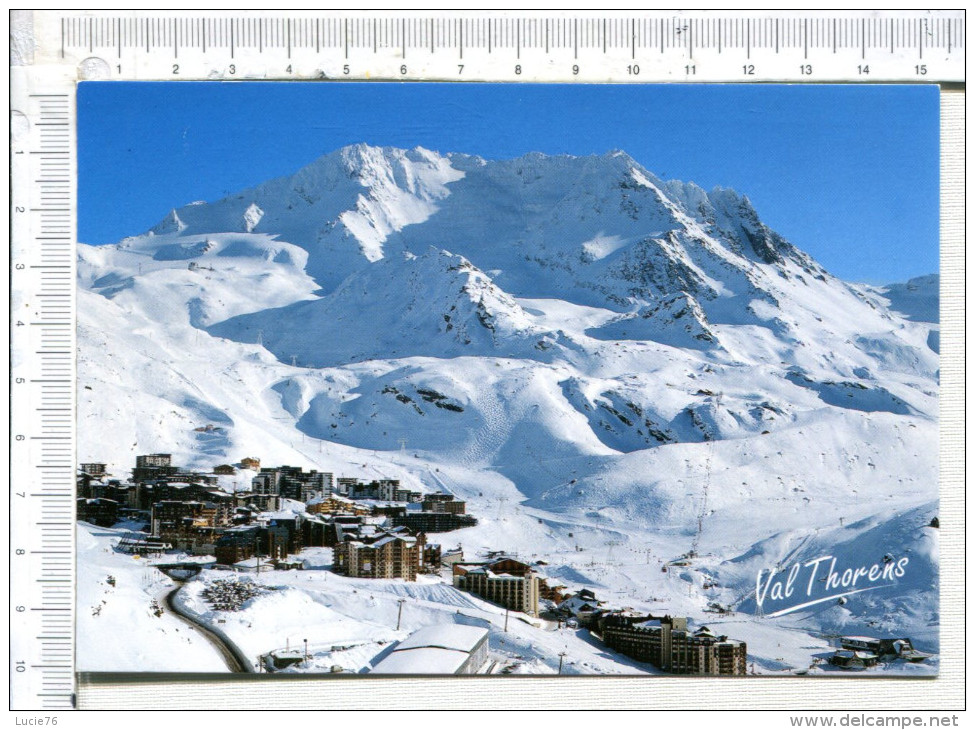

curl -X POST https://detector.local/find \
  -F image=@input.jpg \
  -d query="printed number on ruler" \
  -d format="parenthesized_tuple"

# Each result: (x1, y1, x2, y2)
(10, 74, 77, 711)
(39, 13, 966, 82)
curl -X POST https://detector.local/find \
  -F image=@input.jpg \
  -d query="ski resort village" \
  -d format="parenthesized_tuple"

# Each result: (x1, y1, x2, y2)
(79, 454, 756, 675)
(77, 144, 939, 677)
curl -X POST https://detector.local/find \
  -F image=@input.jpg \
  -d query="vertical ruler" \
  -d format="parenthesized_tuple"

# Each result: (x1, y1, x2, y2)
(10, 68, 77, 710)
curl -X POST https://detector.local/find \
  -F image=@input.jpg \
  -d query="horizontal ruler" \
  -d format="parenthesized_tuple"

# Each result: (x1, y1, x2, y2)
(26, 10, 965, 82)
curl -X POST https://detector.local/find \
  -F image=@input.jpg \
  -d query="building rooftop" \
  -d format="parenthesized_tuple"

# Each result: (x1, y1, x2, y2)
(396, 624, 488, 653)
(371, 535, 416, 548)
(834, 650, 877, 659)
(467, 568, 524, 580)
(370, 625, 488, 674)
(369, 647, 469, 675)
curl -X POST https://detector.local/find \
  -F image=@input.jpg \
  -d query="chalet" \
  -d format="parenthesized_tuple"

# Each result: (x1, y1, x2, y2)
(441, 547, 465, 568)
(306, 494, 371, 516)
(557, 590, 605, 626)
(828, 650, 879, 670)
(840, 636, 930, 662)
(240, 457, 261, 471)
(537, 578, 570, 604)
(213, 464, 237, 475)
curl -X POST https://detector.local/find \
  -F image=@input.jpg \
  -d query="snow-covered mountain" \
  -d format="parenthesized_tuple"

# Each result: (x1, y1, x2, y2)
(874, 274, 939, 324)
(77, 144, 939, 672)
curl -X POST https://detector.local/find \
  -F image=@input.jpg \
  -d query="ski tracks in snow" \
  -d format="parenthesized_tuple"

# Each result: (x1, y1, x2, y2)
(460, 386, 513, 468)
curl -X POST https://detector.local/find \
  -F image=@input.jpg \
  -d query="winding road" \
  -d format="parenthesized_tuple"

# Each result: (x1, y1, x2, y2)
(163, 585, 255, 673)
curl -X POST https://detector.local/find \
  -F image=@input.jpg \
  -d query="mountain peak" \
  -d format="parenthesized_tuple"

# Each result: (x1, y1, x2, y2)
(149, 208, 187, 236)
(135, 143, 832, 311)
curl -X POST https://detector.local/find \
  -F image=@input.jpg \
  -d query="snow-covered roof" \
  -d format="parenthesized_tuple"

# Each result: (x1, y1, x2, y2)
(371, 625, 488, 674)
(468, 568, 522, 580)
(634, 619, 663, 629)
(370, 647, 469, 675)
(234, 557, 267, 568)
(835, 650, 874, 658)
(308, 494, 353, 506)
(395, 624, 488, 653)
(223, 525, 259, 535)
(262, 509, 302, 520)
(371, 535, 416, 548)
(559, 595, 603, 614)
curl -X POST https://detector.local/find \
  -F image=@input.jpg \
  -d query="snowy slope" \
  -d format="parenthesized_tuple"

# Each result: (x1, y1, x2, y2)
(874, 274, 939, 324)
(867, 274, 940, 355)
(77, 144, 939, 674)
(77, 522, 227, 672)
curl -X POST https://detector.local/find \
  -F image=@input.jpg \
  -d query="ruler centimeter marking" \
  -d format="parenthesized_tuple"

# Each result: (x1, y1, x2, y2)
(10, 83, 77, 710)
(42, 12, 964, 82)
(8, 8, 964, 711)
(61, 15, 956, 55)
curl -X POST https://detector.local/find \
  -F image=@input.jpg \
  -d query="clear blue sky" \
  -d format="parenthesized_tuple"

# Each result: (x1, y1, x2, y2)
(78, 82, 939, 283)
